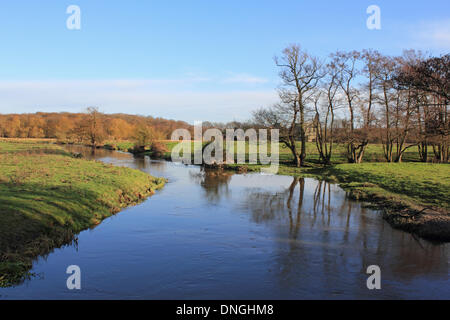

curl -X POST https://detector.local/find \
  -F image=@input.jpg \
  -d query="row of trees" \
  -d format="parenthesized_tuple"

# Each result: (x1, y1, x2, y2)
(0, 109, 192, 147)
(253, 45, 449, 166)
(1, 45, 447, 164)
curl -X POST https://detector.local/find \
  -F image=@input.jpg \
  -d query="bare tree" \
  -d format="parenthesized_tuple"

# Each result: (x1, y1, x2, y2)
(384, 54, 422, 162)
(253, 94, 302, 167)
(312, 62, 340, 165)
(332, 50, 368, 163)
(375, 54, 397, 162)
(355, 49, 381, 163)
(253, 47, 448, 165)
(275, 44, 323, 166)
(396, 53, 449, 163)
(74, 107, 106, 147)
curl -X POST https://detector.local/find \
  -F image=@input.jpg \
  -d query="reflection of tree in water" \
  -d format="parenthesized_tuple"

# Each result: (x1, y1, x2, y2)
(189, 168, 233, 203)
(131, 155, 168, 174)
(286, 178, 305, 239)
(242, 177, 313, 239)
(241, 177, 449, 294)
(133, 154, 150, 170)
(64, 145, 132, 161)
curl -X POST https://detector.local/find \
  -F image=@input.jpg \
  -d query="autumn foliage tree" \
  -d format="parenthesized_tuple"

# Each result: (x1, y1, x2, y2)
(0, 111, 193, 145)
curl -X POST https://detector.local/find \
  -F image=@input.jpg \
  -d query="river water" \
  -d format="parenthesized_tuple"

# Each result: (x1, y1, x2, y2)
(1, 146, 448, 299)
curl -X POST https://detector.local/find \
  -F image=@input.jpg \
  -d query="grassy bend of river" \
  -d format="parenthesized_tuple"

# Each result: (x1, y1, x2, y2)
(1, 145, 449, 299)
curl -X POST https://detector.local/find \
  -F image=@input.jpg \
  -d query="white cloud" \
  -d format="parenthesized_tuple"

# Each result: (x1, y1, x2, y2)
(0, 79, 278, 123)
(222, 73, 269, 84)
(410, 19, 450, 51)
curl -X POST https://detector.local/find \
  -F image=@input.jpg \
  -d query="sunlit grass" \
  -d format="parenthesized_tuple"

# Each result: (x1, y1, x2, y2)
(0, 141, 165, 287)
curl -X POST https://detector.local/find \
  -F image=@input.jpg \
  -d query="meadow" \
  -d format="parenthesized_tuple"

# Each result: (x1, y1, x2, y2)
(103, 139, 433, 164)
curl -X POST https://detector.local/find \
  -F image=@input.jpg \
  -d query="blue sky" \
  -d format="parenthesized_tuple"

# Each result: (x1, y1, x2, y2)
(0, 0, 449, 122)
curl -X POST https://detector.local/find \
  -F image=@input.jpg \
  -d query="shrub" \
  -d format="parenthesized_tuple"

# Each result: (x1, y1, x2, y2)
(151, 142, 168, 158)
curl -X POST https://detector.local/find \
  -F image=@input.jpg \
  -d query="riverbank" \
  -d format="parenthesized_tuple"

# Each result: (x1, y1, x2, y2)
(341, 165, 449, 242)
(0, 140, 165, 287)
(223, 162, 450, 242)
(7, 138, 448, 245)
(103, 140, 449, 241)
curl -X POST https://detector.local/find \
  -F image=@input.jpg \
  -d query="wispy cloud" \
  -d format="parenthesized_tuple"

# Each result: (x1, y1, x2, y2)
(0, 79, 278, 122)
(409, 19, 450, 51)
(222, 73, 269, 85)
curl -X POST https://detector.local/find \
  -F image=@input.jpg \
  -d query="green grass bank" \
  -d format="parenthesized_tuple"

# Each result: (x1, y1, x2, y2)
(0, 140, 165, 287)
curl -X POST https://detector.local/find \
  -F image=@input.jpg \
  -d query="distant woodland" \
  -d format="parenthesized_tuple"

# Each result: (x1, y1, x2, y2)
(0, 110, 193, 145)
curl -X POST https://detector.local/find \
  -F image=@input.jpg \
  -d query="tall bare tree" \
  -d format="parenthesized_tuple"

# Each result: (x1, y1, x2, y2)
(312, 62, 340, 165)
(376, 54, 419, 162)
(275, 44, 323, 166)
(253, 93, 302, 167)
(332, 50, 367, 163)
(396, 53, 449, 163)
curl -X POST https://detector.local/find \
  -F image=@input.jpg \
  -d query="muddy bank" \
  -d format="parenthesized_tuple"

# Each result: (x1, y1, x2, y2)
(345, 185, 450, 242)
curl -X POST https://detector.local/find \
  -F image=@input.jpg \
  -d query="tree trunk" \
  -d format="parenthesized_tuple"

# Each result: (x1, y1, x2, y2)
(299, 104, 306, 167)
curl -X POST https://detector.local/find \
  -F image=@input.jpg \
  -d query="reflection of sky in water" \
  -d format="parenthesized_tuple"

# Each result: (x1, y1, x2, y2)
(1, 146, 448, 300)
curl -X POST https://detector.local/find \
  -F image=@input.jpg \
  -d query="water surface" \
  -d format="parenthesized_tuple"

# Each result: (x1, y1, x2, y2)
(1, 146, 448, 299)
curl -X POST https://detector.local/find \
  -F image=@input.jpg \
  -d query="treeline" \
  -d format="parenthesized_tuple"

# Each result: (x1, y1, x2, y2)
(253, 45, 449, 165)
(0, 109, 192, 146)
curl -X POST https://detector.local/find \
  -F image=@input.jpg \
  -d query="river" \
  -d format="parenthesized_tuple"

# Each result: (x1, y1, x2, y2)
(1, 146, 448, 299)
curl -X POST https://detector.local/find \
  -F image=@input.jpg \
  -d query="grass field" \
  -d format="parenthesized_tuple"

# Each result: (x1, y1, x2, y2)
(0, 138, 60, 154)
(75, 137, 438, 165)
(0, 140, 165, 287)
(103, 140, 135, 152)
(327, 163, 449, 241)
(329, 163, 450, 210)
(112, 140, 435, 166)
